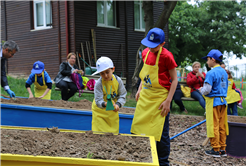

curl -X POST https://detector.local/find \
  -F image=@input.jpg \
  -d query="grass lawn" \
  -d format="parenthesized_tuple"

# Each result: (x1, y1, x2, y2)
(1, 76, 246, 116)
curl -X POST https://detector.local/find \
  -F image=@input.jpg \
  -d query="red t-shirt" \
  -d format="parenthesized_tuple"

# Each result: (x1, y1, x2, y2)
(142, 47, 177, 90)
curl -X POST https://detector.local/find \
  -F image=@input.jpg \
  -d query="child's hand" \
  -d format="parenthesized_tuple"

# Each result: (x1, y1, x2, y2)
(29, 94, 34, 98)
(38, 95, 44, 99)
(73, 69, 78, 73)
(135, 90, 140, 101)
(104, 102, 107, 107)
(159, 100, 170, 117)
(113, 104, 119, 112)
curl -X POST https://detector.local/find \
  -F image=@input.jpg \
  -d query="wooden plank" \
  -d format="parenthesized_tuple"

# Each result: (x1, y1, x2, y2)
(76, 52, 81, 70)
(91, 29, 97, 62)
(85, 41, 91, 66)
(81, 43, 86, 71)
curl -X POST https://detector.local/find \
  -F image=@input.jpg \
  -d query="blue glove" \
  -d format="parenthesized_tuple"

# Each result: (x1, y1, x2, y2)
(6, 89, 16, 98)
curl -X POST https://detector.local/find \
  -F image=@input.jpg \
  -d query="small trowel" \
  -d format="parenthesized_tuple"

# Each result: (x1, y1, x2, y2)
(104, 86, 115, 111)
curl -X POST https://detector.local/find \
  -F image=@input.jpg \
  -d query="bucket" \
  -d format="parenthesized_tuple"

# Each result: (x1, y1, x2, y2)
(85, 67, 97, 75)
(226, 122, 246, 158)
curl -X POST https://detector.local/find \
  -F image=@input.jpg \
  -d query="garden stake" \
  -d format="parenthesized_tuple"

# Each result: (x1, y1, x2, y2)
(104, 86, 114, 111)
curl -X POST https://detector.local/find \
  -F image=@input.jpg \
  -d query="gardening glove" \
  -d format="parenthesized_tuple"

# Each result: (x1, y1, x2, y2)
(6, 89, 16, 98)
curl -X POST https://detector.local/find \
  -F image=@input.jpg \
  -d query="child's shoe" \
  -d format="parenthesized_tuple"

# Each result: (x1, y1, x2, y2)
(205, 148, 220, 157)
(220, 150, 227, 157)
(237, 103, 243, 109)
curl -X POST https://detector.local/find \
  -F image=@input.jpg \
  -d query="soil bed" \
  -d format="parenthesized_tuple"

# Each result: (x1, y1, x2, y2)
(1, 98, 246, 165)
(1, 128, 152, 163)
(1, 98, 135, 114)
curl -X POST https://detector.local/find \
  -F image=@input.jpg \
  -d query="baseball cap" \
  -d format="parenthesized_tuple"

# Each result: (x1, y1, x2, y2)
(202, 49, 223, 62)
(31, 61, 44, 74)
(92, 57, 114, 76)
(141, 27, 165, 48)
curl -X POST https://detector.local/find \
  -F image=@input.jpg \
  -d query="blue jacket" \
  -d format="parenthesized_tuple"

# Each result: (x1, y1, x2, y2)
(0, 43, 9, 87)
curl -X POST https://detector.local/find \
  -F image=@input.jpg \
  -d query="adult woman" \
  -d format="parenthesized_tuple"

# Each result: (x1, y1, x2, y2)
(54, 52, 83, 101)
(186, 61, 206, 109)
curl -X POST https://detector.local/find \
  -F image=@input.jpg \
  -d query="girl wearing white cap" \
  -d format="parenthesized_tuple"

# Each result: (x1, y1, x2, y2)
(91, 57, 127, 133)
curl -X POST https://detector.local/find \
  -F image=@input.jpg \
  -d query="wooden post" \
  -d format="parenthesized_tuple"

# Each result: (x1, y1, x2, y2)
(85, 41, 91, 66)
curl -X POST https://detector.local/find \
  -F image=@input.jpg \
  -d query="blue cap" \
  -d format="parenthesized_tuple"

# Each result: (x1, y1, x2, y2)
(31, 61, 44, 74)
(202, 49, 223, 62)
(141, 27, 165, 48)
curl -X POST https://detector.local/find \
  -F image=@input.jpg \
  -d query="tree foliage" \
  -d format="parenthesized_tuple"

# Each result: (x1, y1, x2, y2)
(169, 1, 246, 68)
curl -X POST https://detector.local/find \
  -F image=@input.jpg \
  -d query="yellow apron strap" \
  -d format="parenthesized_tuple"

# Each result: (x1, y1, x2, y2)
(144, 47, 162, 65)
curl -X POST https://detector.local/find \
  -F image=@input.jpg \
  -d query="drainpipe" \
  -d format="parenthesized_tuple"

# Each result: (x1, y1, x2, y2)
(57, 1, 61, 64)
(65, 1, 69, 56)
(3, 0, 8, 74)
(124, 1, 129, 88)
(4, 0, 7, 41)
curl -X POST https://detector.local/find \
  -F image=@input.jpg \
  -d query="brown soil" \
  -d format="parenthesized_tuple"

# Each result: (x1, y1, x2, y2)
(1, 98, 246, 165)
(1, 128, 152, 163)
(1, 98, 136, 114)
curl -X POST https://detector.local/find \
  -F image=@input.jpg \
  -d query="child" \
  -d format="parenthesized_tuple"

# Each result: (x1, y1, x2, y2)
(131, 28, 178, 166)
(225, 70, 241, 115)
(26, 61, 52, 100)
(200, 49, 229, 157)
(220, 62, 243, 109)
(91, 56, 127, 133)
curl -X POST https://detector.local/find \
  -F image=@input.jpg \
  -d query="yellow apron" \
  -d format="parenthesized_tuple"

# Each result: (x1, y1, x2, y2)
(34, 72, 51, 100)
(92, 75, 119, 133)
(131, 47, 169, 141)
(225, 78, 241, 104)
(204, 96, 229, 138)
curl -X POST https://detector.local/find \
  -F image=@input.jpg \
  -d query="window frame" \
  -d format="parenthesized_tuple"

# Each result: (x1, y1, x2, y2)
(97, 1, 117, 28)
(33, 0, 52, 30)
(134, 1, 145, 31)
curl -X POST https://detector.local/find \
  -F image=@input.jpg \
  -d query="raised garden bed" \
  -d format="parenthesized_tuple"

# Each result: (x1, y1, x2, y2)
(1, 126, 159, 166)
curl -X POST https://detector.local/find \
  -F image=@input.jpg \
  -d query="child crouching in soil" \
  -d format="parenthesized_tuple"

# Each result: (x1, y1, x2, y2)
(26, 61, 52, 100)
(200, 49, 229, 157)
(91, 57, 127, 133)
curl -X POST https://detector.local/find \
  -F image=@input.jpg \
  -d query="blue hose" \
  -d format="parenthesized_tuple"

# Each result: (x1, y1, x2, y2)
(170, 119, 206, 140)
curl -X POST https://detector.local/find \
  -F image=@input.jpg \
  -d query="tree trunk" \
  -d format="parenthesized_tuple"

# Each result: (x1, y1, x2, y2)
(131, 1, 177, 98)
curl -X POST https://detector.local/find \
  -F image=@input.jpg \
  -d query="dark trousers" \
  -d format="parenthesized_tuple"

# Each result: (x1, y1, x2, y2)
(156, 107, 171, 166)
(172, 90, 185, 111)
(56, 80, 78, 101)
(227, 102, 238, 116)
(191, 90, 205, 109)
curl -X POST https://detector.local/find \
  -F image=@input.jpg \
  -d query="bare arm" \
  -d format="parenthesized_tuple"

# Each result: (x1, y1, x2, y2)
(39, 88, 51, 99)
(159, 68, 178, 116)
(26, 87, 34, 98)
(135, 81, 142, 101)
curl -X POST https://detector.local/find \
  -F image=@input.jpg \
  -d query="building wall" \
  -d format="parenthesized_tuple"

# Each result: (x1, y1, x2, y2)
(74, 1, 127, 83)
(0, 0, 5, 42)
(0, 1, 76, 78)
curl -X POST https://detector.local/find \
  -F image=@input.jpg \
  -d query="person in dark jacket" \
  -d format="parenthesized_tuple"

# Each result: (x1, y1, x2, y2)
(54, 52, 84, 101)
(172, 82, 188, 114)
(186, 61, 206, 109)
(1, 40, 19, 98)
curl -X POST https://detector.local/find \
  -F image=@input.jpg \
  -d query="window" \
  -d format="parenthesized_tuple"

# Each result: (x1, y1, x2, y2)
(97, 1, 116, 27)
(33, 0, 52, 29)
(134, 1, 145, 31)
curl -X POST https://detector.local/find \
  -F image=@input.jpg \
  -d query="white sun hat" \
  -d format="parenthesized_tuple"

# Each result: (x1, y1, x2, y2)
(92, 56, 114, 75)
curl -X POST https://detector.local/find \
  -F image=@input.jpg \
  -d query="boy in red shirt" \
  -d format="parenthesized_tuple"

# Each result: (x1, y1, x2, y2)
(131, 27, 178, 166)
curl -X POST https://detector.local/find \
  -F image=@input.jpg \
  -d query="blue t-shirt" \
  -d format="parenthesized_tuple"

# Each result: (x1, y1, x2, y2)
(26, 71, 52, 86)
(204, 66, 228, 106)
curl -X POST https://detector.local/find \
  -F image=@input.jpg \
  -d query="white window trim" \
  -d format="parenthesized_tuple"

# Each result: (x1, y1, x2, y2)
(33, 0, 52, 30)
(134, 1, 145, 31)
(97, 1, 117, 28)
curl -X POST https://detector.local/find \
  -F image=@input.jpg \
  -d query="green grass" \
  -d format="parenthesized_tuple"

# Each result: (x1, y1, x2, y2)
(1, 76, 246, 116)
